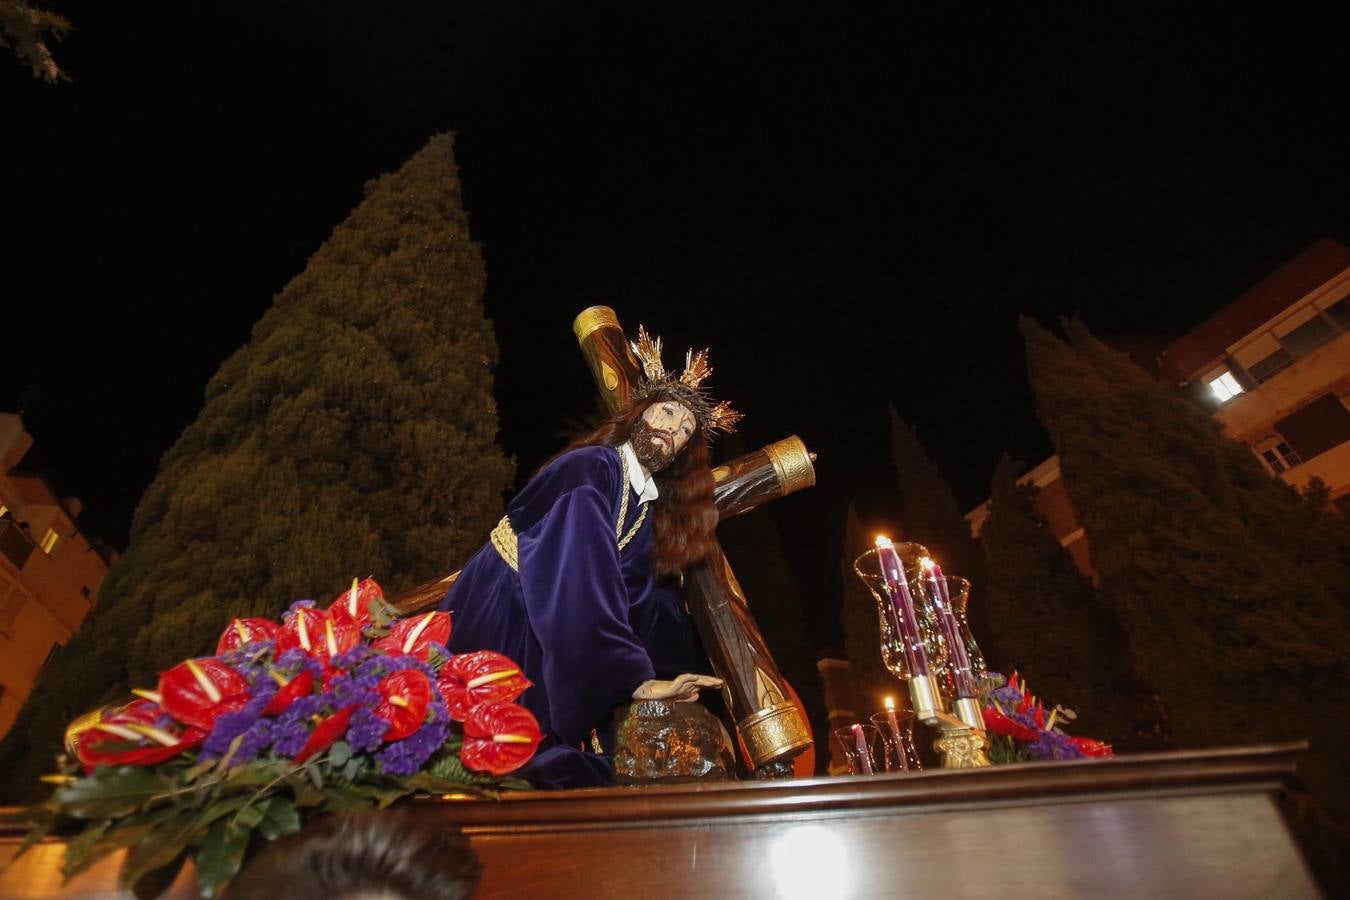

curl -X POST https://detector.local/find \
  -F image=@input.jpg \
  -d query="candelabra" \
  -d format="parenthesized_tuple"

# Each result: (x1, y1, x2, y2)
(853, 538, 990, 769)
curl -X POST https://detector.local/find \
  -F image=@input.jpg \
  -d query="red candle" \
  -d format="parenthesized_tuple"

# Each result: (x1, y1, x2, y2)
(875, 536, 931, 677)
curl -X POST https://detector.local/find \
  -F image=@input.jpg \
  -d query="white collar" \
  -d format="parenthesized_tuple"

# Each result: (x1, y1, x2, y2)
(619, 442, 660, 504)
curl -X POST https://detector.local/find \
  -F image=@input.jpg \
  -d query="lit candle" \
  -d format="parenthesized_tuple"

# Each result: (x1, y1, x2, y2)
(920, 557, 976, 699)
(850, 723, 874, 775)
(874, 536, 931, 677)
(883, 695, 909, 772)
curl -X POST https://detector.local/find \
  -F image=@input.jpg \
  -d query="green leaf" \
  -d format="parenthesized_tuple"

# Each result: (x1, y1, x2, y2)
(119, 795, 250, 889)
(304, 760, 323, 790)
(224, 760, 287, 787)
(61, 820, 112, 880)
(69, 811, 169, 880)
(55, 766, 165, 819)
(319, 783, 375, 812)
(119, 807, 201, 890)
(328, 740, 352, 769)
(196, 819, 250, 899)
(341, 757, 360, 781)
(257, 796, 301, 841)
(284, 775, 325, 808)
(232, 802, 265, 831)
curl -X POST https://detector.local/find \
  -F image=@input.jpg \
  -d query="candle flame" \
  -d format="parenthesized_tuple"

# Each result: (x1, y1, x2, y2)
(874, 535, 893, 549)
(884, 695, 895, 711)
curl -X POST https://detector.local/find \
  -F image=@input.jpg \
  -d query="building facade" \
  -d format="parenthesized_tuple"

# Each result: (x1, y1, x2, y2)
(0, 414, 113, 738)
(967, 238, 1350, 568)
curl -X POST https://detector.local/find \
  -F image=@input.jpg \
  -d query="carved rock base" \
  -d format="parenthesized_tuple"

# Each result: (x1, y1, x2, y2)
(612, 700, 736, 785)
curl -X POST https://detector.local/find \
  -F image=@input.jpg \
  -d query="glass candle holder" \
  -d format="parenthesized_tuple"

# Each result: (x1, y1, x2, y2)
(869, 709, 922, 772)
(853, 542, 950, 721)
(832, 724, 881, 776)
(942, 575, 990, 695)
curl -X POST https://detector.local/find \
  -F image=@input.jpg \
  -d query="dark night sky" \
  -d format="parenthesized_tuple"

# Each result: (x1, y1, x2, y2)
(5, 4, 1350, 651)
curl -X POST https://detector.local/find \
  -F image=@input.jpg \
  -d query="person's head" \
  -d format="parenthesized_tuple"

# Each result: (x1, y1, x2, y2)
(226, 808, 482, 900)
(555, 392, 718, 574)
(630, 396, 698, 473)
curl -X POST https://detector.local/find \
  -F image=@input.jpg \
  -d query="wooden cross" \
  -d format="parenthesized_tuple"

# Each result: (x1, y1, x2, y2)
(573, 307, 816, 778)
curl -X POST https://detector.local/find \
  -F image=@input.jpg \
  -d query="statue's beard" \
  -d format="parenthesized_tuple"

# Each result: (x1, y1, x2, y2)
(631, 420, 678, 473)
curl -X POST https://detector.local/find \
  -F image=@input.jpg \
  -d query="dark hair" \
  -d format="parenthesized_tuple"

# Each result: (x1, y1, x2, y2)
(227, 808, 482, 900)
(548, 392, 718, 575)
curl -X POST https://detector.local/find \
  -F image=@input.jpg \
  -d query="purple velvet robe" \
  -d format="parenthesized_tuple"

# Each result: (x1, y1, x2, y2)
(439, 445, 699, 788)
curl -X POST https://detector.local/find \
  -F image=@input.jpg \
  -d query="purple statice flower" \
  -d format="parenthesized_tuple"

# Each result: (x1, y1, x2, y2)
(287, 599, 317, 614)
(202, 680, 279, 760)
(1026, 729, 1084, 761)
(334, 644, 375, 669)
(347, 706, 391, 753)
(275, 648, 325, 681)
(233, 719, 275, 765)
(219, 642, 277, 685)
(989, 681, 1025, 711)
(355, 653, 437, 684)
(272, 695, 327, 757)
(375, 695, 452, 776)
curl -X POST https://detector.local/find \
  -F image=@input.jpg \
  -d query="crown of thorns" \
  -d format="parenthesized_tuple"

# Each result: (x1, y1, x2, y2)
(630, 325, 743, 437)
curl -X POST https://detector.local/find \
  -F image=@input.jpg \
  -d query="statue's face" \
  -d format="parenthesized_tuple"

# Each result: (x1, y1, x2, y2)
(632, 400, 697, 472)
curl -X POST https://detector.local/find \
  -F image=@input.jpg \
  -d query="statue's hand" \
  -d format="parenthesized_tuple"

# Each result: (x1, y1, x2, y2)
(633, 673, 725, 703)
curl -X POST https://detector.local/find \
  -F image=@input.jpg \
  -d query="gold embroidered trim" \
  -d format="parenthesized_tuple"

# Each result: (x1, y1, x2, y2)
(615, 449, 650, 553)
(489, 450, 649, 573)
(490, 516, 519, 572)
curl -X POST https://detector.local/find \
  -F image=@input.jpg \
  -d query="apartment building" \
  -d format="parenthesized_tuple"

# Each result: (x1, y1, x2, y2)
(0, 413, 114, 738)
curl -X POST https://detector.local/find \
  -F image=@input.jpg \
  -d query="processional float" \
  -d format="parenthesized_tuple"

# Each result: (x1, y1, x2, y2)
(393, 306, 816, 777)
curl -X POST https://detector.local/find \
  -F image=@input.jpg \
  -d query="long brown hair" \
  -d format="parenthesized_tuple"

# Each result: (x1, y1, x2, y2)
(545, 393, 718, 574)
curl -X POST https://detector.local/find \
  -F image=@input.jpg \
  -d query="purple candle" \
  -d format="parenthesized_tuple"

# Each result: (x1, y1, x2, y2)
(851, 723, 874, 775)
(922, 557, 976, 699)
(875, 536, 931, 677)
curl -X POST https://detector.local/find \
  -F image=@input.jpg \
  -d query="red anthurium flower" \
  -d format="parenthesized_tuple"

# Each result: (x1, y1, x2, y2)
(263, 668, 316, 716)
(437, 650, 532, 721)
(374, 670, 435, 741)
(72, 700, 207, 771)
(1068, 736, 1114, 758)
(328, 577, 384, 630)
(277, 606, 360, 666)
(460, 700, 543, 775)
(1032, 702, 1046, 730)
(982, 705, 1040, 742)
(159, 658, 251, 731)
(292, 704, 358, 764)
(371, 611, 451, 662)
(214, 617, 281, 655)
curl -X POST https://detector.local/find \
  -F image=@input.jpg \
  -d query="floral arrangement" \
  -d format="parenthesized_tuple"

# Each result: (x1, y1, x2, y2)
(980, 671, 1113, 763)
(4, 578, 543, 898)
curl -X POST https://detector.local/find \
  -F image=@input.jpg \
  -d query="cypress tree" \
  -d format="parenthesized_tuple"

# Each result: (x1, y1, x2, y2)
(978, 454, 1166, 750)
(888, 406, 988, 637)
(838, 503, 898, 715)
(0, 133, 514, 798)
(1021, 316, 1350, 825)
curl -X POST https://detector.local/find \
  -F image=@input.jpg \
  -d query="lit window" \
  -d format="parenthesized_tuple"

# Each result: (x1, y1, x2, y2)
(1208, 371, 1244, 402)
(39, 528, 58, 555)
